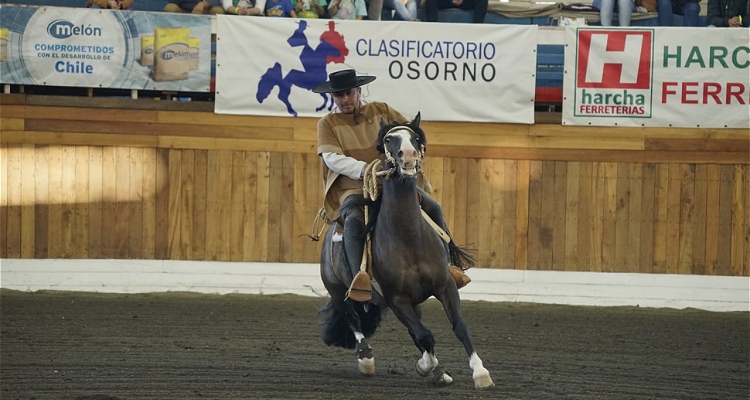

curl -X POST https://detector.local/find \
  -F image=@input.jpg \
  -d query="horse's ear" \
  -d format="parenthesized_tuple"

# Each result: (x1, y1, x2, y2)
(412, 112, 421, 127)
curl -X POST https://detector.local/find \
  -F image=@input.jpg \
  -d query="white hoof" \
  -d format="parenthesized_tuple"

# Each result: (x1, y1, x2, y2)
(358, 357, 375, 377)
(415, 359, 431, 377)
(473, 372, 495, 389)
(440, 373, 453, 385)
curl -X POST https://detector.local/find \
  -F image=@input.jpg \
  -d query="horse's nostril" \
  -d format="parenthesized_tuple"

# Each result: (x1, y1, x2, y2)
(398, 150, 404, 158)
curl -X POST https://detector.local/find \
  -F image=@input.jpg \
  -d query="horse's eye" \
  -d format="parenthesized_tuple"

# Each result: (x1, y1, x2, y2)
(384, 138, 390, 144)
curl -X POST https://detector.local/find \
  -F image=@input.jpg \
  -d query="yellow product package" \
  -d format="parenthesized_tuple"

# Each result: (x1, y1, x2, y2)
(140, 35, 154, 66)
(0, 28, 8, 63)
(188, 37, 200, 71)
(152, 27, 190, 82)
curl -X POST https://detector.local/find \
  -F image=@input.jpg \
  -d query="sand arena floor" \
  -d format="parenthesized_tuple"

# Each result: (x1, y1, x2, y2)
(1, 290, 748, 400)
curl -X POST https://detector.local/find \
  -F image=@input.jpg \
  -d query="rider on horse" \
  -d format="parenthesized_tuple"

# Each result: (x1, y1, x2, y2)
(313, 69, 471, 303)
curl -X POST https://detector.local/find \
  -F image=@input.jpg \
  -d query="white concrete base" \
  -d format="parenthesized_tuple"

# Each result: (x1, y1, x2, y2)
(1, 259, 747, 312)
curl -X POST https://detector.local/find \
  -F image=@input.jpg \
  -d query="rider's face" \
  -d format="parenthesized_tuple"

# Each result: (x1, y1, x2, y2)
(332, 88, 361, 114)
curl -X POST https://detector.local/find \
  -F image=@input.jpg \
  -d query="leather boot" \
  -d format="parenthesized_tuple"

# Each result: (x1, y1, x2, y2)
(449, 265, 471, 289)
(343, 221, 372, 302)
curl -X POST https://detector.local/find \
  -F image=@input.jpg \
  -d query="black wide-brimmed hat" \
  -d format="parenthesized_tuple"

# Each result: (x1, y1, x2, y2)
(311, 69, 376, 94)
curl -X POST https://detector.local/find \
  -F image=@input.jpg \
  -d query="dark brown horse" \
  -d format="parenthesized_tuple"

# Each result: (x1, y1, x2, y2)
(319, 113, 494, 389)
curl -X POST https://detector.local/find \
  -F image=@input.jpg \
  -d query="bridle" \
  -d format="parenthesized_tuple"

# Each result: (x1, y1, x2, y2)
(382, 125, 426, 174)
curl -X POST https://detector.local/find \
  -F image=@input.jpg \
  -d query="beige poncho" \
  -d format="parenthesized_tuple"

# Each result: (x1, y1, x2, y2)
(317, 102, 406, 221)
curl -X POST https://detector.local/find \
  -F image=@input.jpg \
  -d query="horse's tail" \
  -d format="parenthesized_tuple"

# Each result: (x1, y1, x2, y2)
(446, 226, 476, 271)
(319, 299, 385, 350)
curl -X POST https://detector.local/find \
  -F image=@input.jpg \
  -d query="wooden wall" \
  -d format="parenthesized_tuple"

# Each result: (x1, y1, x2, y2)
(1, 94, 748, 276)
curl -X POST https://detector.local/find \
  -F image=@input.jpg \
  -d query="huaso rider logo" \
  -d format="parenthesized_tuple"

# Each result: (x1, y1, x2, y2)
(574, 29, 654, 118)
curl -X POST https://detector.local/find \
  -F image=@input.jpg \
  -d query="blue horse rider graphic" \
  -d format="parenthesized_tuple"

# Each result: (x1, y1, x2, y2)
(256, 20, 349, 117)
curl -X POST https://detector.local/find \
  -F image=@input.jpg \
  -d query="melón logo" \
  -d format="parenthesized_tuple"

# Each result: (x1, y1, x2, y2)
(47, 20, 103, 39)
(160, 49, 189, 61)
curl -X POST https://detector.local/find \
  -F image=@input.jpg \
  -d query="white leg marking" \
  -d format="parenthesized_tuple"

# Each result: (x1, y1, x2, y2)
(416, 351, 435, 376)
(358, 357, 375, 377)
(469, 352, 495, 389)
(354, 332, 365, 342)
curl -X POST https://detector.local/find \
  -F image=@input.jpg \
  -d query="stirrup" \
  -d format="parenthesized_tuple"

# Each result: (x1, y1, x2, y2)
(449, 265, 471, 289)
(346, 271, 372, 302)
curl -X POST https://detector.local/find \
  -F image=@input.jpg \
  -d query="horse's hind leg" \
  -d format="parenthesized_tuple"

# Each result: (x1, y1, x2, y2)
(436, 289, 494, 389)
(390, 300, 453, 386)
(339, 301, 375, 377)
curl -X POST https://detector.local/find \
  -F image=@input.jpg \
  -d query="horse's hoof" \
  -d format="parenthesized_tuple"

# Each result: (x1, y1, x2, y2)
(415, 360, 431, 377)
(473, 373, 495, 389)
(358, 357, 375, 377)
(430, 365, 453, 387)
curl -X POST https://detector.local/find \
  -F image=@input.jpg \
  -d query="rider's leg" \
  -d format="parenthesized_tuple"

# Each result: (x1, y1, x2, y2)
(417, 187, 472, 289)
(341, 195, 372, 302)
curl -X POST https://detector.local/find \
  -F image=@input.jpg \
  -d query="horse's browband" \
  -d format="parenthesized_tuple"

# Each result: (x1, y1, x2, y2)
(384, 126, 415, 136)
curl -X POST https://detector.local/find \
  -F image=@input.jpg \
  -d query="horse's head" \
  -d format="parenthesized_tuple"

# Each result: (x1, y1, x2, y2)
(376, 112, 426, 177)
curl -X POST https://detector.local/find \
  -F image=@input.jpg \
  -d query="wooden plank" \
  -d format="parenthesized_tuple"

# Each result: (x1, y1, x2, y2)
(527, 161, 542, 270)
(717, 165, 734, 275)
(154, 148, 170, 259)
(128, 148, 144, 259)
(514, 160, 530, 270)
(158, 135, 315, 154)
(61, 146, 76, 259)
(678, 164, 695, 275)
(502, 160, 517, 269)
(428, 157, 445, 222)
(242, 152, 259, 261)
(0, 95, 26, 107)
(640, 164, 656, 273)
(101, 147, 117, 259)
(644, 138, 749, 153)
(443, 158, 458, 237)
(601, 162, 617, 273)
(540, 161, 555, 270)
(704, 165, 720, 275)
(691, 164, 708, 275)
(428, 131, 645, 151)
(6, 145, 21, 258)
(0, 105, 25, 118)
(564, 162, 580, 271)
(20, 145, 35, 258)
(649, 164, 674, 274)
(730, 165, 745, 276)
(167, 149, 182, 260)
(3, 131, 158, 148)
(279, 152, 295, 263)
(115, 147, 130, 259)
(230, 151, 245, 262)
(34, 146, 49, 258)
(590, 162, 605, 272)
(305, 153, 322, 262)
(292, 153, 308, 263)
(0, 117, 24, 131)
(665, 164, 681, 274)
(465, 159, 481, 263)
(181, 150, 195, 260)
(427, 146, 748, 165)
(626, 163, 642, 273)
(552, 161, 567, 271)
(217, 150, 233, 261)
(614, 163, 630, 272)
(577, 162, 592, 271)
(25, 95, 213, 112)
(266, 152, 283, 262)
(74, 146, 89, 259)
(477, 159, 493, 267)
(25, 106, 159, 123)
(157, 111, 297, 128)
(142, 148, 157, 260)
(192, 150, 208, 260)
(0, 145, 7, 258)
(88, 147, 103, 259)
(489, 159, 505, 269)
(254, 153, 271, 261)
(452, 158, 469, 249)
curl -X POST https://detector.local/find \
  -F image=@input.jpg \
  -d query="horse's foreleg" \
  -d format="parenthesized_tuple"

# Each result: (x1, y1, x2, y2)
(436, 289, 494, 389)
(390, 300, 452, 386)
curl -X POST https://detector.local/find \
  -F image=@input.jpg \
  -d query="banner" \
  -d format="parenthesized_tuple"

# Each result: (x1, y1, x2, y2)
(0, 5, 212, 91)
(563, 27, 750, 128)
(214, 17, 537, 123)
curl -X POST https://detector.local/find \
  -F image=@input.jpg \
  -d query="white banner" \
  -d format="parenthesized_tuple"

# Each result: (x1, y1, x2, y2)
(0, 5, 212, 91)
(215, 17, 537, 123)
(563, 27, 750, 129)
